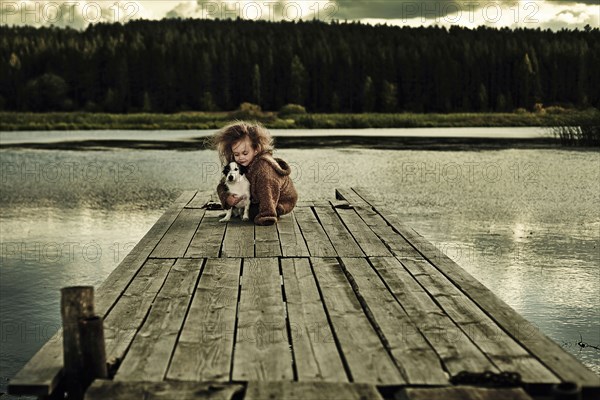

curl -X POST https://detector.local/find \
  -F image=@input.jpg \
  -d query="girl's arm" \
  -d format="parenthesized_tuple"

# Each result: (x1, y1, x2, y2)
(217, 179, 242, 208)
(253, 167, 280, 226)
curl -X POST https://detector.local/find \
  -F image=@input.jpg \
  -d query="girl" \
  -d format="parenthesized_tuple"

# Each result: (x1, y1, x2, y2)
(211, 121, 298, 226)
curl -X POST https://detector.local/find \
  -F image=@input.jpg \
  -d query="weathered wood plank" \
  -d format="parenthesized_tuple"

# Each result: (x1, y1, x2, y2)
(167, 258, 241, 382)
(8, 191, 196, 397)
(295, 200, 315, 207)
(334, 208, 391, 257)
(335, 188, 372, 209)
(369, 257, 497, 376)
(185, 190, 214, 209)
(221, 221, 254, 257)
(232, 258, 293, 381)
(255, 224, 282, 257)
(397, 386, 534, 400)
(341, 257, 448, 385)
(293, 207, 337, 257)
(245, 381, 384, 400)
(336, 193, 416, 259)
(84, 380, 243, 400)
(186, 210, 227, 257)
(311, 257, 405, 384)
(281, 258, 347, 382)
(277, 212, 310, 258)
(103, 259, 176, 365)
(369, 204, 600, 387)
(403, 256, 559, 383)
(150, 208, 205, 258)
(114, 259, 204, 382)
(313, 206, 364, 257)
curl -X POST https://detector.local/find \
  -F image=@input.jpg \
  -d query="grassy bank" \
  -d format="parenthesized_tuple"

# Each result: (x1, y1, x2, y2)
(0, 109, 599, 131)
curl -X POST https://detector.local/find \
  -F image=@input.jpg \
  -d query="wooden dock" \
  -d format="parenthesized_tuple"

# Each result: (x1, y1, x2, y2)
(9, 188, 599, 399)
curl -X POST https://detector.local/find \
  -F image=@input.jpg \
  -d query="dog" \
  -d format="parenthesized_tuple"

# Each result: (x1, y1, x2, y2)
(219, 161, 251, 222)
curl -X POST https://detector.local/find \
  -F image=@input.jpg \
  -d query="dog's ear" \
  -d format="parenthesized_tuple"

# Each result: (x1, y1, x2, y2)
(222, 164, 230, 176)
(239, 164, 248, 175)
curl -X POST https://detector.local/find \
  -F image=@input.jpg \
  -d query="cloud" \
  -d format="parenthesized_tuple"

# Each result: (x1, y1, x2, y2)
(1, 0, 597, 30)
(331, 0, 599, 30)
(162, 1, 331, 21)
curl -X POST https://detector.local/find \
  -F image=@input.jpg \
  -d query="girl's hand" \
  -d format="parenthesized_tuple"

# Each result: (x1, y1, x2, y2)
(227, 194, 242, 207)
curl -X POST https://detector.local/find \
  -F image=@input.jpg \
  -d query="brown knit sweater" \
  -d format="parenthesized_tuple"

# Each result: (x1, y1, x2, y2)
(217, 152, 298, 225)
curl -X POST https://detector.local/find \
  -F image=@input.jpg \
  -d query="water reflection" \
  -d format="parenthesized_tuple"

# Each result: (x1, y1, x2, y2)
(1, 146, 598, 398)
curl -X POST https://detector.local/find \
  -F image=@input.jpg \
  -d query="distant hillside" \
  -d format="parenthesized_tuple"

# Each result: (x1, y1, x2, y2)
(1, 19, 598, 113)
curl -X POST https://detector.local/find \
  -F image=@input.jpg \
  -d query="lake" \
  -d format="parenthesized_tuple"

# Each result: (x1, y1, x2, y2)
(0, 130, 598, 398)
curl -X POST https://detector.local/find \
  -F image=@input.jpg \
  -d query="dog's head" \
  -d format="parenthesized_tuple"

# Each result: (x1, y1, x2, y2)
(223, 161, 247, 183)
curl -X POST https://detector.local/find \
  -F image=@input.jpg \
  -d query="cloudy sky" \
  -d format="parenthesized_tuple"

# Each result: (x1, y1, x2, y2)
(0, 0, 598, 30)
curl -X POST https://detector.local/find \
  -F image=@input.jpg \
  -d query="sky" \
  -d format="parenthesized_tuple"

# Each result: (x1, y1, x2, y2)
(0, 0, 598, 30)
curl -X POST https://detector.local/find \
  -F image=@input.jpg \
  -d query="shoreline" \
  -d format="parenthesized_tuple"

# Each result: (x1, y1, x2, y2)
(1, 110, 599, 131)
(0, 136, 589, 151)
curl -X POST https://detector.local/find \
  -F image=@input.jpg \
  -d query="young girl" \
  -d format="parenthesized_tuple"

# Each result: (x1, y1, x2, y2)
(211, 121, 298, 226)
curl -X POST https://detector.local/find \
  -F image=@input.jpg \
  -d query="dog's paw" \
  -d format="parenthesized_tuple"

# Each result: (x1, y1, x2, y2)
(242, 215, 250, 221)
(219, 217, 230, 223)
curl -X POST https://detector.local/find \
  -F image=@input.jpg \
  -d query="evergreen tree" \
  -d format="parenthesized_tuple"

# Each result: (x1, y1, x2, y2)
(290, 55, 307, 106)
(362, 76, 375, 112)
(251, 64, 261, 105)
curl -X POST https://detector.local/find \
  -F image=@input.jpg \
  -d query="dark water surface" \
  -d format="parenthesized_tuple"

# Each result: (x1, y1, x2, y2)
(1, 144, 598, 397)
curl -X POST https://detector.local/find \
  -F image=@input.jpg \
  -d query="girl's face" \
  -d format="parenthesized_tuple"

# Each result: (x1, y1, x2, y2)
(232, 136, 258, 167)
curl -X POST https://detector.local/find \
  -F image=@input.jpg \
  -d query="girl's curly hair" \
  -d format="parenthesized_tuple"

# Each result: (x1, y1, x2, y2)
(209, 121, 274, 164)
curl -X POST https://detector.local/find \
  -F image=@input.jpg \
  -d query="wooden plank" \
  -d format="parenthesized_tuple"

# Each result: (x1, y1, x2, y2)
(150, 208, 205, 258)
(369, 257, 497, 376)
(335, 192, 416, 258)
(296, 200, 315, 207)
(255, 224, 282, 257)
(221, 221, 254, 257)
(84, 380, 243, 400)
(313, 206, 364, 257)
(370, 205, 600, 388)
(281, 258, 347, 382)
(103, 259, 176, 364)
(185, 190, 214, 208)
(186, 210, 227, 257)
(167, 258, 241, 382)
(232, 258, 293, 381)
(293, 207, 337, 257)
(312, 200, 335, 207)
(245, 381, 384, 400)
(277, 212, 310, 257)
(334, 208, 391, 257)
(8, 191, 196, 397)
(397, 386, 534, 400)
(311, 257, 405, 384)
(403, 256, 559, 383)
(114, 259, 204, 381)
(341, 257, 448, 385)
(335, 188, 372, 209)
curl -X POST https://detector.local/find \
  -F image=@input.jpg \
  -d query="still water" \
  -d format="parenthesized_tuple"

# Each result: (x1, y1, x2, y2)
(0, 138, 599, 396)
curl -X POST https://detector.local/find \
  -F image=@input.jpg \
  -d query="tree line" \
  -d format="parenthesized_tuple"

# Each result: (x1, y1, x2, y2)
(1, 19, 598, 113)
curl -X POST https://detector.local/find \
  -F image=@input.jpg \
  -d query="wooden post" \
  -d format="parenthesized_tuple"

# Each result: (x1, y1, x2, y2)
(552, 382, 581, 400)
(61, 286, 95, 400)
(79, 315, 108, 387)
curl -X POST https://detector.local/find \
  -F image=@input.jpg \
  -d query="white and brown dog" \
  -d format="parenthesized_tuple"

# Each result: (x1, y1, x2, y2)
(219, 161, 251, 222)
